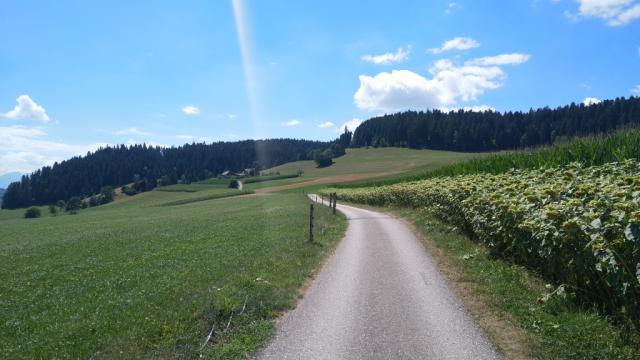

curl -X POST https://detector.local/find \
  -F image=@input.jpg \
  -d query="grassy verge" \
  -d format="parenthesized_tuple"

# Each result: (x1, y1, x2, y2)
(391, 206, 639, 359)
(0, 192, 346, 359)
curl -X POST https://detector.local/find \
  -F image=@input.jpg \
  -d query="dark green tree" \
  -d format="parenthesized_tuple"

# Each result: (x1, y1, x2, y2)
(66, 196, 82, 214)
(100, 186, 115, 204)
(24, 207, 41, 218)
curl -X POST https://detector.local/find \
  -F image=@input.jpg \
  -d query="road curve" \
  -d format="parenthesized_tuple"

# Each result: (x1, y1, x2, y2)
(253, 196, 500, 360)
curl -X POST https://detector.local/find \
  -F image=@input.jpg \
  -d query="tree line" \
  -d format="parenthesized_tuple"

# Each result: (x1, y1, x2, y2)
(2, 139, 330, 209)
(351, 96, 640, 151)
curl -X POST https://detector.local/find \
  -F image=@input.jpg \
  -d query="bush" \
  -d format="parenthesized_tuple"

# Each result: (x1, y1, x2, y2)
(100, 186, 115, 203)
(228, 179, 239, 189)
(330, 143, 346, 158)
(122, 185, 138, 196)
(48, 204, 58, 216)
(314, 149, 333, 168)
(66, 196, 82, 214)
(24, 207, 41, 218)
(89, 195, 100, 207)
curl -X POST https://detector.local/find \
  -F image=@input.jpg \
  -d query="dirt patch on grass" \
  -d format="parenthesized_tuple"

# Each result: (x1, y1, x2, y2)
(255, 173, 391, 193)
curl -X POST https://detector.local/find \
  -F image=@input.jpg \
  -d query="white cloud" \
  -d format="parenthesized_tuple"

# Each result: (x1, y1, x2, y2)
(115, 127, 151, 136)
(583, 97, 601, 105)
(282, 119, 301, 127)
(339, 118, 363, 133)
(318, 121, 335, 128)
(3, 95, 50, 122)
(631, 84, 640, 95)
(0, 125, 104, 174)
(465, 53, 531, 66)
(182, 105, 200, 115)
(362, 46, 411, 65)
(445, 2, 459, 14)
(428, 37, 480, 54)
(354, 54, 530, 112)
(176, 134, 195, 140)
(567, 0, 640, 26)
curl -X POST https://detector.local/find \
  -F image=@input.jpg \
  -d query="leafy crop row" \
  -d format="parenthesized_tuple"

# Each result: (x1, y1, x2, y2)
(324, 160, 640, 329)
(338, 127, 640, 189)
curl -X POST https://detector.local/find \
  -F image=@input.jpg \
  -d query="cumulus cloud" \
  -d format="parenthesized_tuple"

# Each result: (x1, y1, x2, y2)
(176, 134, 195, 140)
(115, 127, 151, 136)
(3, 95, 50, 122)
(354, 54, 530, 112)
(465, 53, 531, 66)
(631, 84, 640, 95)
(567, 0, 640, 26)
(362, 46, 411, 65)
(583, 97, 601, 105)
(428, 37, 480, 54)
(445, 2, 459, 14)
(0, 125, 104, 174)
(318, 121, 335, 128)
(339, 118, 363, 133)
(182, 105, 200, 115)
(282, 119, 301, 126)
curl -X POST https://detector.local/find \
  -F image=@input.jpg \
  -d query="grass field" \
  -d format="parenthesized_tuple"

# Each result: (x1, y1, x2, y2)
(0, 188, 346, 358)
(266, 147, 480, 179)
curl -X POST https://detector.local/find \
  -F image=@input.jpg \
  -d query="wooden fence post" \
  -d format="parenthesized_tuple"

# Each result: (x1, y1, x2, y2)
(332, 193, 337, 215)
(309, 203, 314, 242)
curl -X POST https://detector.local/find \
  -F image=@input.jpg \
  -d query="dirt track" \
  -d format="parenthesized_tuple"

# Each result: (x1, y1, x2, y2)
(254, 173, 390, 193)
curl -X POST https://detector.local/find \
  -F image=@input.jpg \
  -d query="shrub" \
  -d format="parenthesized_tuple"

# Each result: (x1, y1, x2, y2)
(24, 207, 41, 219)
(48, 204, 58, 216)
(228, 179, 239, 189)
(122, 185, 138, 196)
(330, 143, 346, 158)
(66, 196, 82, 214)
(314, 150, 333, 168)
(100, 186, 115, 203)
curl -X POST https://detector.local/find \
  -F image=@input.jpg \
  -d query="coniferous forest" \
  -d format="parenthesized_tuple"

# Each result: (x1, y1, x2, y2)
(351, 96, 640, 151)
(1, 139, 329, 209)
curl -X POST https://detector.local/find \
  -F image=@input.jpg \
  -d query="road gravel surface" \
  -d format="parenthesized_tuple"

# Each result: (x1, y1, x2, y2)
(253, 196, 500, 360)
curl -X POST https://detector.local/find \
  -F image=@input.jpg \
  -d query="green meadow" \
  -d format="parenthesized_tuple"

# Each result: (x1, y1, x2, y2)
(0, 186, 345, 359)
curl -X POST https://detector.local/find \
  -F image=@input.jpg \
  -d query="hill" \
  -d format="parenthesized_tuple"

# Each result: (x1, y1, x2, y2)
(259, 147, 480, 192)
(1, 139, 330, 209)
(352, 96, 640, 152)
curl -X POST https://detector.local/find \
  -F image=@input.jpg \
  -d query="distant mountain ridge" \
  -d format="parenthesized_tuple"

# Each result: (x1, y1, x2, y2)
(0, 172, 23, 188)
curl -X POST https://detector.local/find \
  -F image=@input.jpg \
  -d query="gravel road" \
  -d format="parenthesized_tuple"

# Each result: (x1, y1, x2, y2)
(253, 196, 500, 360)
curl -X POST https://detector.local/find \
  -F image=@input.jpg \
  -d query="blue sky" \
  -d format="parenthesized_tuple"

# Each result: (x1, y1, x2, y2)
(1, 0, 639, 176)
